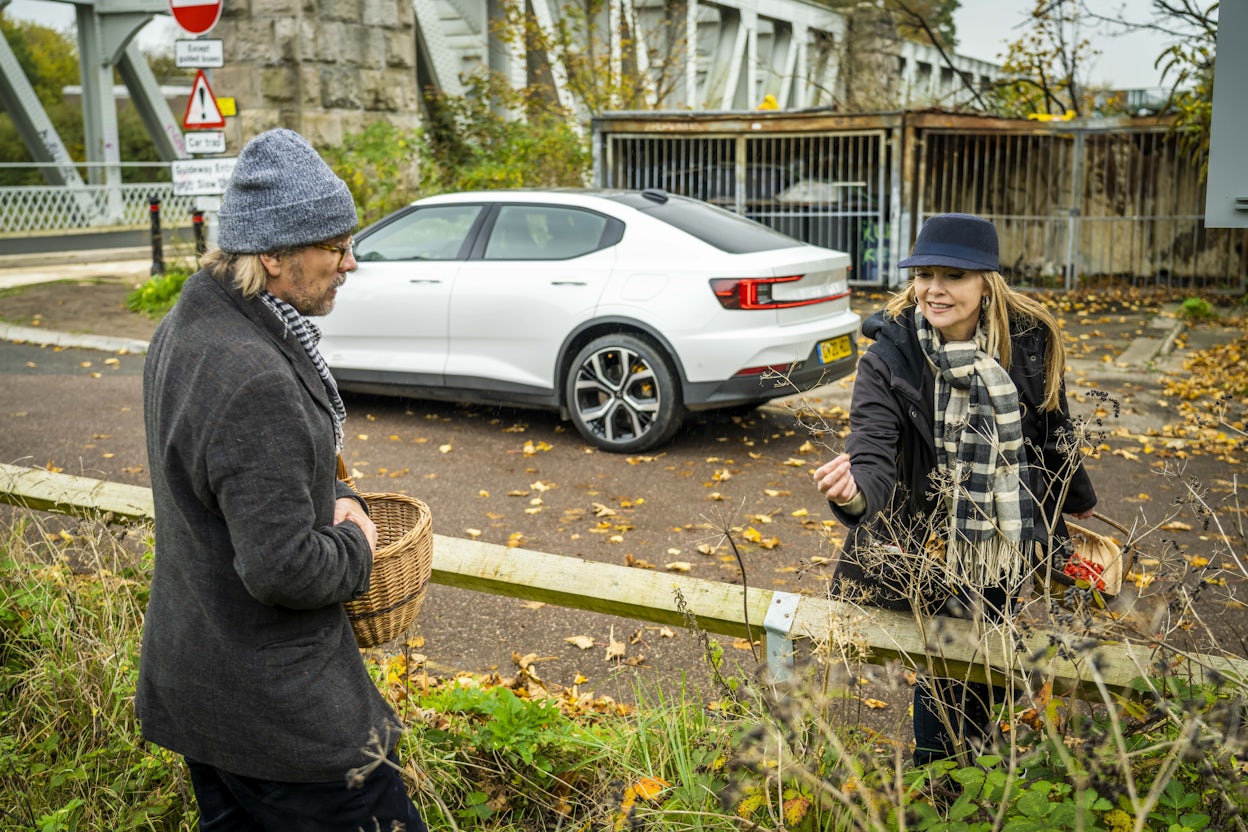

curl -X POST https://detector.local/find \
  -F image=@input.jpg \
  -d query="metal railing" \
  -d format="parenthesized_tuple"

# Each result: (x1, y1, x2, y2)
(596, 117, 898, 286)
(0, 183, 195, 234)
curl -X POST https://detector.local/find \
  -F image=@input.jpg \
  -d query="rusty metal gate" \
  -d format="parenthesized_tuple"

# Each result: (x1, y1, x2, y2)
(594, 113, 900, 285)
(909, 114, 1246, 291)
(593, 111, 1247, 292)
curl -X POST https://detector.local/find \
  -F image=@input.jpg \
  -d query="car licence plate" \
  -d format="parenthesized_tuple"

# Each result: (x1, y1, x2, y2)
(818, 335, 852, 364)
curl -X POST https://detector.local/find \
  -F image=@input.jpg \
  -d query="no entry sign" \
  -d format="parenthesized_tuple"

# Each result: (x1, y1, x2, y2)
(169, 0, 223, 37)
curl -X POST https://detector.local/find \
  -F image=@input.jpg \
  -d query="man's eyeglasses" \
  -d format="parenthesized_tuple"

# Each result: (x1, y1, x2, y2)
(312, 239, 354, 270)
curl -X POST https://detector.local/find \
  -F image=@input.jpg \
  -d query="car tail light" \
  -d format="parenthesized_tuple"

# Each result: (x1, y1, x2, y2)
(734, 364, 791, 376)
(710, 276, 850, 310)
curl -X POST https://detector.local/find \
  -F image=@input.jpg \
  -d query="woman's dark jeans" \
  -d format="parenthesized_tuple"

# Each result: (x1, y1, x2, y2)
(186, 751, 429, 832)
(912, 586, 1010, 767)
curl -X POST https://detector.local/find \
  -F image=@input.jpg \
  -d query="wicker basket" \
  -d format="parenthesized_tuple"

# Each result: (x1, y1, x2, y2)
(1050, 512, 1134, 600)
(337, 458, 433, 648)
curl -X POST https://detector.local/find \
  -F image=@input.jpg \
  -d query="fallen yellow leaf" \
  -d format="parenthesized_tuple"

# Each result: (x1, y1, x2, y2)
(605, 627, 627, 661)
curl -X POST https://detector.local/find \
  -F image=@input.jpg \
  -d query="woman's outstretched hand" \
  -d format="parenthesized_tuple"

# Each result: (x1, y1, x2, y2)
(814, 453, 859, 506)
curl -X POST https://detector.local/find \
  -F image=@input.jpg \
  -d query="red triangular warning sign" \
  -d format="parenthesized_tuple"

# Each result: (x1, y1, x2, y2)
(183, 69, 226, 130)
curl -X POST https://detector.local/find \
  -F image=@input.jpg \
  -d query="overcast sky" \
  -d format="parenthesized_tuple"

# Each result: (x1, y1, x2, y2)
(953, 0, 1176, 89)
(7, 0, 1178, 89)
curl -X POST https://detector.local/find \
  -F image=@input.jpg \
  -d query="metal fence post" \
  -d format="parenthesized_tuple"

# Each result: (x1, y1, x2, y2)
(148, 196, 164, 276)
(1065, 129, 1085, 292)
(763, 591, 801, 682)
(191, 209, 206, 259)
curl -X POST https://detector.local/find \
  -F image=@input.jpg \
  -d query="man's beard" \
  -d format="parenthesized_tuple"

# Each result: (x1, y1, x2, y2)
(287, 258, 342, 317)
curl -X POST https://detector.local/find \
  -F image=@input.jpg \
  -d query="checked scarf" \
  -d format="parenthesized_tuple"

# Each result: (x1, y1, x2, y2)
(259, 292, 347, 453)
(916, 308, 1034, 591)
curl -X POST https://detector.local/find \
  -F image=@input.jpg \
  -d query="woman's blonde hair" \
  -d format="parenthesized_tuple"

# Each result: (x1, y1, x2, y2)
(200, 247, 287, 299)
(884, 271, 1067, 411)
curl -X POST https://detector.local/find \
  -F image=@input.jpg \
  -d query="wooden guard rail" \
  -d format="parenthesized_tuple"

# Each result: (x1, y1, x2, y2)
(3, 461, 1247, 694)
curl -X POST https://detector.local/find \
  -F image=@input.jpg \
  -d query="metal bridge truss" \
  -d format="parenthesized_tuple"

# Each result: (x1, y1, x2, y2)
(413, 0, 998, 118)
(0, 0, 187, 228)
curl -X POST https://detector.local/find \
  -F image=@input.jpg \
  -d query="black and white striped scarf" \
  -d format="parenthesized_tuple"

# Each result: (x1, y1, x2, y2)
(259, 292, 346, 453)
(916, 308, 1033, 591)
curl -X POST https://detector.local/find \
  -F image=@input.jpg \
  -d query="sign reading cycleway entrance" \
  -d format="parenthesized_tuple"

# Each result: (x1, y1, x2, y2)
(172, 157, 237, 196)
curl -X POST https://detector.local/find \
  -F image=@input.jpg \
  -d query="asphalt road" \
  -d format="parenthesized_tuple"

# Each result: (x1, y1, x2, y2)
(2, 334, 1246, 704)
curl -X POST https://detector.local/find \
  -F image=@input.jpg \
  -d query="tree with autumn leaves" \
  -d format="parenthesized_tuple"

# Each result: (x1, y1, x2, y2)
(984, 0, 1217, 130)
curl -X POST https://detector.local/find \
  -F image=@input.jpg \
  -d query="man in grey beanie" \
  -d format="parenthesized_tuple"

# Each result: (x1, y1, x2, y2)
(139, 128, 429, 830)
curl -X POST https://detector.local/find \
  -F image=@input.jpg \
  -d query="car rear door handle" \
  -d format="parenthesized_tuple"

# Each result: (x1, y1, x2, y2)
(551, 281, 587, 286)
(408, 279, 442, 284)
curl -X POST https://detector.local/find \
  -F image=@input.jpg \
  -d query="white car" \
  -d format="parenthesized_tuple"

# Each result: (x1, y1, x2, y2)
(318, 188, 860, 453)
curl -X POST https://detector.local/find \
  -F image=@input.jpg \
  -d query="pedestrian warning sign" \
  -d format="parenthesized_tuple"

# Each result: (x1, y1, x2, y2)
(183, 69, 226, 129)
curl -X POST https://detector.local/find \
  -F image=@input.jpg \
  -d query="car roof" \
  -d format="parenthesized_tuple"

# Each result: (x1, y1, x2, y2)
(411, 188, 676, 209)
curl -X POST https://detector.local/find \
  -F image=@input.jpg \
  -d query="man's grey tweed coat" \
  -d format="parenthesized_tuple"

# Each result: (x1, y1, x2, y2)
(139, 269, 400, 782)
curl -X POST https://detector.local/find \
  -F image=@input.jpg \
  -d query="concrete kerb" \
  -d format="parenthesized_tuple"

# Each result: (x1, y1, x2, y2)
(0, 322, 149, 355)
(0, 258, 154, 354)
(0, 256, 153, 293)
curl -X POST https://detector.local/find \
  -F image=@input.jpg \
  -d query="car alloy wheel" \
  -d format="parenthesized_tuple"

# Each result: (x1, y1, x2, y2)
(566, 334, 684, 452)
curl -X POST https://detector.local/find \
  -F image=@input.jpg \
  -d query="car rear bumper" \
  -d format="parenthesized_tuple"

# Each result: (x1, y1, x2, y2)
(682, 336, 859, 410)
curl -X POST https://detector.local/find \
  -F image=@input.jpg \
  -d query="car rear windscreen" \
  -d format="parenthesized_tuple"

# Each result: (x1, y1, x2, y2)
(609, 193, 801, 254)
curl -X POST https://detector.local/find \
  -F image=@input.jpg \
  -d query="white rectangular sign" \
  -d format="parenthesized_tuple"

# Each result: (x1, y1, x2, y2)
(184, 131, 226, 155)
(175, 39, 224, 68)
(172, 157, 237, 196)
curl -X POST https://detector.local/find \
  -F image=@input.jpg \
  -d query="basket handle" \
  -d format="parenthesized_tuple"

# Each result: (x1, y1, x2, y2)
(1090, 511, 1131, 537)
(336, 454, 356, 490)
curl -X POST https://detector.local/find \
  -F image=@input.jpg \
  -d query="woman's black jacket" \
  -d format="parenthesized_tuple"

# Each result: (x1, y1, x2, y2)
(827, 307, 1098, 609)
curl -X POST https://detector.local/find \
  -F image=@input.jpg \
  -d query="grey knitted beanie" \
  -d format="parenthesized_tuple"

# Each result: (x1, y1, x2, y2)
(217, 128, 357, 254)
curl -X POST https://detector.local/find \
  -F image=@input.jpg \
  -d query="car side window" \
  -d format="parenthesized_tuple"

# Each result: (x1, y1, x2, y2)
(355, 205, 483, 261)
(483, 205, 610, 261)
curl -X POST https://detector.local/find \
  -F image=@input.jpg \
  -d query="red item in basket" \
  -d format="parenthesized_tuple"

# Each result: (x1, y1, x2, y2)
(1063, 555, 1107, 591)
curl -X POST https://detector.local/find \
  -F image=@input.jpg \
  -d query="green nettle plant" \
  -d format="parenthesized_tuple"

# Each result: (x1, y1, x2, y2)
(125, 261, 195, 319)
(1178, 297, 1215, 322)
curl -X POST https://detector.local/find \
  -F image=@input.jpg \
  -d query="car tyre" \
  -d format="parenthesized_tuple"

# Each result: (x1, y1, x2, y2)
(566, 333, 685, 453)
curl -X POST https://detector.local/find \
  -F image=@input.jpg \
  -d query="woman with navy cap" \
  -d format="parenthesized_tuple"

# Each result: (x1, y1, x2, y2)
(813, 213, 1097, 766)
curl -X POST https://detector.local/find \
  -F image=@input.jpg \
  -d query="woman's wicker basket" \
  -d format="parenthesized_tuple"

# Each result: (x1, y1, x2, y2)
(337, 457, 433, 648)
(1050, 512, 1134, 600)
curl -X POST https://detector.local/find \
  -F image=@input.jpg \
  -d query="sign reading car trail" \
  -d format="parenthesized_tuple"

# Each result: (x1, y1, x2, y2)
(183, 69, 226, 130)
(169, 0, 224, 37)
(172, 157, 236, 196)
(185, 131, 226, 154)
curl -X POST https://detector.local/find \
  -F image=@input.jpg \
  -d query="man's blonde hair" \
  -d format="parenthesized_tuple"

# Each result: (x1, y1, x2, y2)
(200, 247, 289, 299)
(884, 270, 1067, 411)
